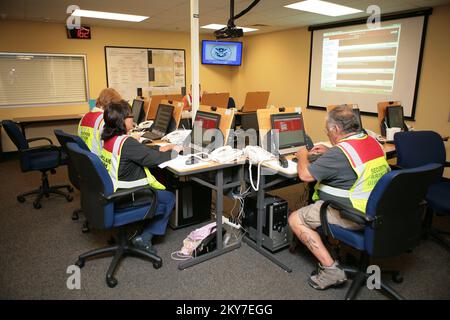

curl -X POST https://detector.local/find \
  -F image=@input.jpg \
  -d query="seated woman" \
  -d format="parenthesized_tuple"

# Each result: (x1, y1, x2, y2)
(101, 100, 183, 254)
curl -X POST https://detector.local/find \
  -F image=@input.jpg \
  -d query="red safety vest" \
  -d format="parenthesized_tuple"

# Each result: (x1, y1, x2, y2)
(78, 111, 104, 156)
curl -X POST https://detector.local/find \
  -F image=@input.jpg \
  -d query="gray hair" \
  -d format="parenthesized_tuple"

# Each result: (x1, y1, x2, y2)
(326, 105, 360, 134)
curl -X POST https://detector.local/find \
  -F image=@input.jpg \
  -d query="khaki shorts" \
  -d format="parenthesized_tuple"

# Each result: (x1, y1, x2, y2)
(294, 200, 363, 231)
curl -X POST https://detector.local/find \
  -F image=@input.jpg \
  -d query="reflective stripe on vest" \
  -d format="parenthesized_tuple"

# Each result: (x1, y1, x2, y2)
(100, 135, 165, 191)
(78, 111, 104, 156)
(313, 135, 390, 214)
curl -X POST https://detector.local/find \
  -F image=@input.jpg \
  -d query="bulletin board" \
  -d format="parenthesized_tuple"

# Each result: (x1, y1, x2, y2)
(105, 46, 186, 102)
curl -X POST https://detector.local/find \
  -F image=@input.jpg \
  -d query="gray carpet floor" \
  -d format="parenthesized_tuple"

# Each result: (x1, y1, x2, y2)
(0, 155, 449, 300)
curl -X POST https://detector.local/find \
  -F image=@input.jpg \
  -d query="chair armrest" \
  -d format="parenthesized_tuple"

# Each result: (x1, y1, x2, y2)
(27, 137, 54, 145)
(103, 186, 159, 219)
(390, 164, 402, 170)
(319, 200, 371, 238)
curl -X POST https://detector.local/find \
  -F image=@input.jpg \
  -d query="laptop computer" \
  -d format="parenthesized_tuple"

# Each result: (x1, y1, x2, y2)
(271, 112, 308, 156)
(142, 104, 174, 140)
(189, 111, 222, 153)
(240, 91, 270, 113)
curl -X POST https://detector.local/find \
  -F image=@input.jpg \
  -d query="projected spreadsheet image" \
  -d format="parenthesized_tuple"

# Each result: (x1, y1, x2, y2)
(321, 24, 401, 94)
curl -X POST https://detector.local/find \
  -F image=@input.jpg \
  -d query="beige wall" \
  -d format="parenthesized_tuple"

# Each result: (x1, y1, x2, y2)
(233, 5, 450, 143)
(0, 20, 233, 151)
(1, 5, 449, 151)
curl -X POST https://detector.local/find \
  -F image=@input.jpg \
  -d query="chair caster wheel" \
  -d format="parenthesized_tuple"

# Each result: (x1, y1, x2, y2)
(66, 195, 73, 202)
(392, 273, 403, 284)
(153, 260, 162, 269)
(72, 211, 79, 220)
(33, 201, 42, 209)
(68, 186, 74, 192)
(82, 222, 90, 233)
(75, 259, 85, 268)
(17, 196, 26, 203)
(106, 277, 118, 288)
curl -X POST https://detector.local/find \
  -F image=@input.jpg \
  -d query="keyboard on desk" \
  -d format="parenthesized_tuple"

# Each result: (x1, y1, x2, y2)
(142, 130, 164, 140)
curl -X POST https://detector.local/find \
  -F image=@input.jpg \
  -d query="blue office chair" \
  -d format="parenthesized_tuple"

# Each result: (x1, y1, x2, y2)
(2, 120, 73, 209)
(319, 163, 442, 300)
(394, 131, 450, 250)
(66, 142, 162, 288)
(54, 130, 90, 232)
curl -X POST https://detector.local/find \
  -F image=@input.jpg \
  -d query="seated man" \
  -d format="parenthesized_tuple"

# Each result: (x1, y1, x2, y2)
(288, 105, 390, 290)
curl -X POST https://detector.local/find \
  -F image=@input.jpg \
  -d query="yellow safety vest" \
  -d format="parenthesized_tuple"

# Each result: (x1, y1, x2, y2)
(100, 135, 166, 191)
(78, 110, 104, 156)
(312, 134, 390, 214)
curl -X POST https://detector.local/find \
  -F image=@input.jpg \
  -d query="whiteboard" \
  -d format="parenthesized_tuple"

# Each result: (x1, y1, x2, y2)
(105, 46, 186, 101)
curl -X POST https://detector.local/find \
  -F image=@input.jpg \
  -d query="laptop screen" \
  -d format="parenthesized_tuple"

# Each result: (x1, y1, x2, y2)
(131, 99, 145, 124)
(191, 111, 221, 148)
(386, 106, 404, 128)
(271, 113, 307, 150)
(153, 104, 174, 134)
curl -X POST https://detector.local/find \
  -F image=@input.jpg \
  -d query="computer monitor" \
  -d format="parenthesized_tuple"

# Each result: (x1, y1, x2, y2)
(152, 104, 174, 135)
(353, 108, 363, 132)
(386, 106, 404, 128)
(271, 113, 307, 155)
(131, 99, 145, 124)
(191, 111, 222, 150)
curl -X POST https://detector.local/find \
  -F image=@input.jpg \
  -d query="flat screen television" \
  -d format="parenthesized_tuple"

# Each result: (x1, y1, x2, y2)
(201, 40, 243, 66)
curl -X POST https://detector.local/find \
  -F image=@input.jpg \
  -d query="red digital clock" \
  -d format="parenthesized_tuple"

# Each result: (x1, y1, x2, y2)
(67, 26, 91, 39)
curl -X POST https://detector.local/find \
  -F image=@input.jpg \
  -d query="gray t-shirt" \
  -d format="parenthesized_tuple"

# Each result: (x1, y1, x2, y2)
(308, 146, 357, 207)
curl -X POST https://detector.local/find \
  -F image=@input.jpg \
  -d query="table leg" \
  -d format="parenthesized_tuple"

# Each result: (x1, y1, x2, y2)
(243, 174, 292, 273)
(178, 168, 241, 270)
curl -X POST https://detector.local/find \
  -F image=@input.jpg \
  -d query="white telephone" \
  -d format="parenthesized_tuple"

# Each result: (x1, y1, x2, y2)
(243, 146, 276, 191)
(137, 120, 153, 130)
(244, 146, 276, 164)
(209, 146, 243, 163)
(162, 129, 192, 145)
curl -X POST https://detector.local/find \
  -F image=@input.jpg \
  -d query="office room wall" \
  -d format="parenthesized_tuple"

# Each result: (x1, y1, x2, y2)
(231, 5, 450, 144)
(0, 20, 233, 151)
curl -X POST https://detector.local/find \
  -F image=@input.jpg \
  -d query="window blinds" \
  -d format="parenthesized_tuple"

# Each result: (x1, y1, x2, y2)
(0, 53, 88, 107)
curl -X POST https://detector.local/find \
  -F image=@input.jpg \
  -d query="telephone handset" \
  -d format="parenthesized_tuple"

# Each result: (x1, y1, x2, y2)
(243, 146, 276, 191)
(244, 146, 276, 164)
(162, 129, 192, 144)
(209, 146, 243, 163)
(137, 120, 153, 130)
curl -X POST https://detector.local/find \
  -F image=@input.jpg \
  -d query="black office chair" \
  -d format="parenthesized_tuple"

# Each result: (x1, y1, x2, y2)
(54, 129, 90, 232)
(319, 163, 442, 300)
(66, 142, 162, 288)
(2, 120, 73, 209)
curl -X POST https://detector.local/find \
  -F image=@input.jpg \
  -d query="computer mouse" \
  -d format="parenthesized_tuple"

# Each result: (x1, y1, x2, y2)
(141, 139, 152, 144)
(278, 154, 288, 168)
(185, 155, 199, 165)
(292, 157, 298, 163)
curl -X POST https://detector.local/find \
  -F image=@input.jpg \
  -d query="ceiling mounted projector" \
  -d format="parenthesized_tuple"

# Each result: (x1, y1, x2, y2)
(214, 26, 244, 39)
(215, 0, 260, 39)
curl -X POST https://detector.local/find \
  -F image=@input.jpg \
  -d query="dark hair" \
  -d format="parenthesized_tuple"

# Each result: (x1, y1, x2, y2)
(327, 105, 360, 134)
(101, 100, 132, 141)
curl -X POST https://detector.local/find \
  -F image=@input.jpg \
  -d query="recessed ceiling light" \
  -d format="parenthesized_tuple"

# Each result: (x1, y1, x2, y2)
(71, 9, 148, 22)
(284, 0, 362, 17)
(201, 24, 258, 32)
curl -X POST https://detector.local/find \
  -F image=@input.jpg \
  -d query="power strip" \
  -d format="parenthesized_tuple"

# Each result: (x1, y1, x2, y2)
(222, 216, 241, 230)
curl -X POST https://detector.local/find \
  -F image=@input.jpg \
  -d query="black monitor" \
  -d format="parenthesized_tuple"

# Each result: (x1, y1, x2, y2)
(386, 106, 404, 128)
(153, 104, 174, 134)
(131, 99, 145, 124)
(191, 111, 222, 148)
(271, 113, 307, 154)
(353, 108, 363, 131)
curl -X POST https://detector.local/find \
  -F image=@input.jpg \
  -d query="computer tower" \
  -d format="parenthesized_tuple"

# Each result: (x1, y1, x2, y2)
(242, 195, 289, 252)
(169, 182, 212, 229)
